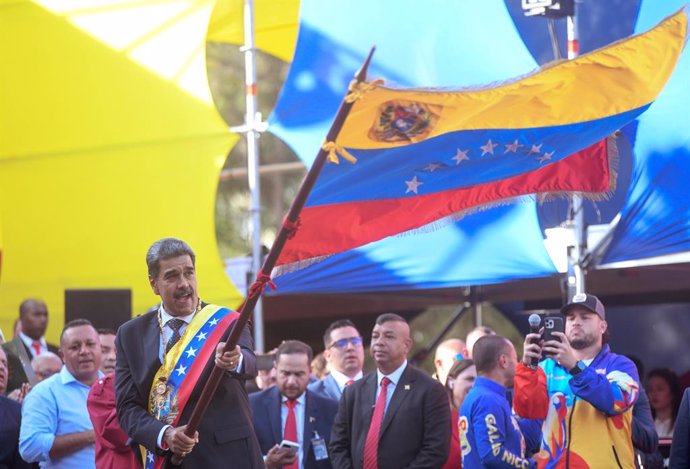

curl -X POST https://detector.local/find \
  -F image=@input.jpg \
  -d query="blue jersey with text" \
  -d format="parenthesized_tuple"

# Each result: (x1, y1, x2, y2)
(459, 376, 535, 469)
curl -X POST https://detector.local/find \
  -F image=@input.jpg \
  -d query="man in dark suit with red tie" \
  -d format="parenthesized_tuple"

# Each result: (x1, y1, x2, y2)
(330, 313, 451, 469)
(115, 238, 263, 468)
(2, 299, 59, 393)
(250, 340, 339, 469)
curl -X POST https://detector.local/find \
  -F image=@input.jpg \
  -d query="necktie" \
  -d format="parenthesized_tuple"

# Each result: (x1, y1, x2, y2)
(283, 399, 299, 469)
(165, 319, 186, 354)
(345, 379, 354, 387)
(31, 341, 41, 356)
(363, 377, 391, 469)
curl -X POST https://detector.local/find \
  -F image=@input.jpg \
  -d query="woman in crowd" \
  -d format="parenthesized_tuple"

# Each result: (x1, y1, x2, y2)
(442, 358, 477, 469)
(647, 368, 682, 438)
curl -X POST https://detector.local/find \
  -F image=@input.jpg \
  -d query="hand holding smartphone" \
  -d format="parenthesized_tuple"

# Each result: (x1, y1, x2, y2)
(279, 439, 299, 455)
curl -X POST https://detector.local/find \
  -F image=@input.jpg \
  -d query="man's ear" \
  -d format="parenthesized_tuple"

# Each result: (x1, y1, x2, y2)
(600, 320, 608, 335)
(149, 276, 159, 295)
(58, 348, 64, 362)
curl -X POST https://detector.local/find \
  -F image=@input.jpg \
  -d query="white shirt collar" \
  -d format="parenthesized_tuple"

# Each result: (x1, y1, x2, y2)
(19, 331, 47, 349)
(159, 304, 196, 326)
(376, 360, 407, 386)
(330, 369, 363, 390)
(281, 391, 307, 406)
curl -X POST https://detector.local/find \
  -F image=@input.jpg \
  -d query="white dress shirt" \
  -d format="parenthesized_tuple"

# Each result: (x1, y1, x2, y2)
(375, 360, 408, 414)
(329, 369, 364, 393)
(19, 331, 48, 358)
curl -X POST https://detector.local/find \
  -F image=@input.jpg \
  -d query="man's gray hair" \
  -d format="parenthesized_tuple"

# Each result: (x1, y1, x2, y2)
(146, 238, 196, 278)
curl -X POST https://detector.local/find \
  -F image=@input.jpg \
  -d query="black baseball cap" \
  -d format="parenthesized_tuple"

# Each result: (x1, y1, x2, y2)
(561, 293, 605, 320)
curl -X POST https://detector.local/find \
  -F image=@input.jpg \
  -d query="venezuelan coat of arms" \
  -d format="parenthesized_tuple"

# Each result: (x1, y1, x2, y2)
(369, 100, 441, 143)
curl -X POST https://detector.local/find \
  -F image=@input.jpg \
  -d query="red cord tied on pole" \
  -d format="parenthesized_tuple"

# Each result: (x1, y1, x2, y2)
(248, 272, 276, 299)
(282, 216, 301, 239)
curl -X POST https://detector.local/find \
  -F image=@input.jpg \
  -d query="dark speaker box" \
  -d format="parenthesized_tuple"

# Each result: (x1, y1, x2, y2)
(64, 289, 132, 332)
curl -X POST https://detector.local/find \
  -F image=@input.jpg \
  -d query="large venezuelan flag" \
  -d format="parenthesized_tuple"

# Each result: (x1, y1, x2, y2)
(276, 7, 688, 270)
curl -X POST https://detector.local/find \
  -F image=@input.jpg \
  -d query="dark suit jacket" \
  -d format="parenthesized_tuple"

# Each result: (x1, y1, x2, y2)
(308, 374, 342, 401)
(115, 308, 263, 469)
(0, 395, 33, 469)
(329, 364, 451, 469)
(1, 337, 59, 393)
(670, 388, 690, 469)
(250, 387, 339, 469)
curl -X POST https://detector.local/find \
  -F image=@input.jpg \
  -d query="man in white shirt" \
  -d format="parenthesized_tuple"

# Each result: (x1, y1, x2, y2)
(309, 320, 365, 401)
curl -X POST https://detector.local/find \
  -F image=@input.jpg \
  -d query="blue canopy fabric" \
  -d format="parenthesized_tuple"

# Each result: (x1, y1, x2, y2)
(602, 1, 690, 263)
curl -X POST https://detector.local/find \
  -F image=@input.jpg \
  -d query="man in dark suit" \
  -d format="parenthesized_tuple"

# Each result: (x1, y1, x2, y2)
(670, 388, 690, 468)
(251, 340, 339, 469)
(2, 299, 59, 393)
(330, 313, 451, 469)
(115, 238, 263, 468)
(309, 320, 365, 401)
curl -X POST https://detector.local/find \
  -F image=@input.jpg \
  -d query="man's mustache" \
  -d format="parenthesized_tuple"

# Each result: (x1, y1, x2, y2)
(174, 288, 193, 298)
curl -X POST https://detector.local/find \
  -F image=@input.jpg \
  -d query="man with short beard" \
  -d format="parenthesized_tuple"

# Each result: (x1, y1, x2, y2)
(514, 293, 640, 469)
(19, 319, 103, 469)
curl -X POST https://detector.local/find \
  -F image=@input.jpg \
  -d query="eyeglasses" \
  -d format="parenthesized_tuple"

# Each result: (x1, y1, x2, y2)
(328, 336, 363, 349)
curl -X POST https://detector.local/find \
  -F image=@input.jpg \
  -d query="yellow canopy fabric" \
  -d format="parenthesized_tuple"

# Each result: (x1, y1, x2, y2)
(0, 0, 243, 344)
(206, 0, 300, 62)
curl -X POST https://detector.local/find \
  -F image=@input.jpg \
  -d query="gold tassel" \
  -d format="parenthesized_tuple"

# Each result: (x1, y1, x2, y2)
(322, 141, 358, 164)
(344, 78, 384, 103)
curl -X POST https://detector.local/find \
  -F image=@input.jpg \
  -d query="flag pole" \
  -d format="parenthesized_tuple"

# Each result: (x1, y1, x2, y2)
(164, 46, 376, 468)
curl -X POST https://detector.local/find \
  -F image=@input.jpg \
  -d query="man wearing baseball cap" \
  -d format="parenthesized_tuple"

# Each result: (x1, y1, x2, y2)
(513, 293, 641, 469)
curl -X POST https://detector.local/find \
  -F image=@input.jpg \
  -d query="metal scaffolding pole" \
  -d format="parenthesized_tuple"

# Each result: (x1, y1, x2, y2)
(241, 0, 265, 352)
(566, 5, 586, 299)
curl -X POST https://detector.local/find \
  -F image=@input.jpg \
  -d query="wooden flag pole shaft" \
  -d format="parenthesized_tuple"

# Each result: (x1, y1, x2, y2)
(165, 47, 376, 468)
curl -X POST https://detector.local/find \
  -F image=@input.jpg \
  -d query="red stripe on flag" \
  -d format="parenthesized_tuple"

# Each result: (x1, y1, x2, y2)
(278, 140, 609, 266)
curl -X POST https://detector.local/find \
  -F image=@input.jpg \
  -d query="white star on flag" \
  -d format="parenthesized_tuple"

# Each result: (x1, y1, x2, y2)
(538, 151, 554, 163)
(504, 140, 523, 153)
(195, 331, 207, 341)
(480, 139, 498, 156)
(209, 318, 219, 326)
(452, 148, 469, 164)
(147, 453, 155, 462)
(405, 176, 423, 194)
(175, 364, 187, 376)
(527, 144, 543, 155)
(424, 163, 442, 172)
(185, 347, 197, 358)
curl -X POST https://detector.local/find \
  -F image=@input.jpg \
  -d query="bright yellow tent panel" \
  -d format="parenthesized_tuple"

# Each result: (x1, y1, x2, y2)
(206, 0, 300, 62)
(0, 0, 243, 343)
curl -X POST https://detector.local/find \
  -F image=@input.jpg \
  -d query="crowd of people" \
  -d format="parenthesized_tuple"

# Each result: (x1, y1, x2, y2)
(1, 237, 689, 469)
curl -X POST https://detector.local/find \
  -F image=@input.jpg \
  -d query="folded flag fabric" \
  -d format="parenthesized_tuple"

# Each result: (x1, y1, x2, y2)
(275, 7, 688, 271)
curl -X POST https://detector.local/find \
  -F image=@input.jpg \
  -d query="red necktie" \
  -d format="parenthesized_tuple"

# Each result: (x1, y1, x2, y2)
(363, 377, 391, 469)
(31, 341, 41, 356)
(345, 379, 354, 387)
(283, 399, 299, 469)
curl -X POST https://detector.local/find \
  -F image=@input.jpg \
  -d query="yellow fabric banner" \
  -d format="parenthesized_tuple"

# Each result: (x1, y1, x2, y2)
(0, 0, 243, 343)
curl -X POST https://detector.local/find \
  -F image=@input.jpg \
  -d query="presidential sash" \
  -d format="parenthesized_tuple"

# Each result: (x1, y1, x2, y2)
(144, 304, 239, 469)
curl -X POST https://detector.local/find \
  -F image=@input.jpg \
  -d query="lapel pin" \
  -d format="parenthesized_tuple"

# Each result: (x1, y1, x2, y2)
(309, 416, 316, 423)
(404, 384, 411, 390)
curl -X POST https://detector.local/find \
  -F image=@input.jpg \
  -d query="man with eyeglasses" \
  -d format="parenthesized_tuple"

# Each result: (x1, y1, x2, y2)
(309, 320, 365, 401)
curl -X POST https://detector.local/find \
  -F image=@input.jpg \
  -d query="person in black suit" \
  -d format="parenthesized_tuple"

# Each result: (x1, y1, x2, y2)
(115, 238, 263, 468)
(330, 313, 451, 469)
(251, 340, 339, 469)
(2, 299, 59, 393)
(0, 347, 33, 469)
(670, 388, 690, 469)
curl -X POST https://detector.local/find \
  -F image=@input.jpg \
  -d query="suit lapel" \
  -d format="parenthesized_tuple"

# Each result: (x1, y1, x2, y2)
(380, 365, 415, 436)
(303, 392, 319, 458)
(268, 387, 283, 444)
(325, 374, 341, 400)
(360, 373, 377, 431)
(144, 313, 161, 366)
